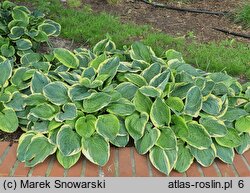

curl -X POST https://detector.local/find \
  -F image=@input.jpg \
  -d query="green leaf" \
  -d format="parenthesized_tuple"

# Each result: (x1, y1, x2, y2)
(199, 117, 227, 137)
(1, 44, 15, 57)
(125, 112, 148, 140)
(139, 86, 162, 98)
(150, 97, 171, 127)
(107, 98, 135, 116)
(133, 90, 152, 114)
(149, 146, 176, 175)
(96, 114, 120, 141)
(0, 60, 12, 86)
(166, 49, 184, 62)
(184, 86, 202, 117)
(116, 82, 138, 100)
(21, 53, 41, 65)
(16, 39, 32, 50)
(30, 103, 56, 120)
(5, 91, 26, 111)
(165, 97, 184, 112)
(56, 150, 81, 169)
(221, 107, 248, 122)
(174, 142, 193, 173)
(31, 71, 50, 94)
(54, 48, 79, 69)
(135, 128, 160, 154)
(130, 41, 153, 63)
(156, 127, 177, 150)
(57, 125, 81, 156)
(43, 81, 69, 105)
(38, 23, 57, 36)
(124, 73, 147, 87)
(75, 115, 96, 138)
(202, 95, 222, 115)
(24, 134, 56, 167)
(189, 145, 216, 167)
(97, 57, 120, 81)
(25, 93, 47, 106)
(55, 103, 77, 122)
(235, 133, 250, 154)
(215, 128, 241, 148)
(68, 84, 90, 101)
(0, 108, 19, 133)
(149, 70, 171, 91)
(17, 132, 36, 162)
(214, 142, 234, 164)
(141, 62, 161, 83)
(235, 116, 250, 132)
(82, 92, 111, 113)
(82, 133, 110, 166)
(185, 121, 212, 149)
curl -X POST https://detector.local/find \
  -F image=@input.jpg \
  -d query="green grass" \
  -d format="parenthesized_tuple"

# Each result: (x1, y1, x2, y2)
(14, 0, 250, 79)
(235, 3, 250, 28)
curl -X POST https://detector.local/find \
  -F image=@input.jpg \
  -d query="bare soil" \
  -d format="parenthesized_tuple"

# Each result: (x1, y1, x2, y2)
(82, 0, 250, 43)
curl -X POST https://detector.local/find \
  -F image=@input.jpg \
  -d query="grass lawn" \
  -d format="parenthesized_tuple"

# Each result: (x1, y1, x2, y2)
(15, 0, 250, 79)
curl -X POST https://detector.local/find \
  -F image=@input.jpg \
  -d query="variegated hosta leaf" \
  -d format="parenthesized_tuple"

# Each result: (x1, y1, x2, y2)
(106, 98, 135, 116)
(0, 60, 12, 86)
(56, 150, 81, 169)
(184, 86, 202, 117)
(82, 92, 111, 113)
(54, 48, 79, 69)
(93, 38, 116, 54)
(214, 142, 234, 164)
(75, 115, 96, 138)
(235, 116, 250, 132)
(133, 90, 152, 114)
(199, 116, 227, 137)
(57, 125, 81, 156)
(17, 132, 36, 162)
(139, 86, 162, 98)
(149, 146, 177, 175)
(150, 97, 171, 127)
(96, 114, 120, 141)
(215, 128, 241, 148)
(5, 91, 26, 111)
(29, 103, 56, 120)
(185, 121, 212, 149)
(189, 145, 216, 167)
(202, 95, 222, 116)
(43, 81, 69, 105)
(165, 96, 184, 112)
(156, 127, 177, 150)
(68, 84, 90, 101)
(31, 71, 51, 94)
(141, 62, 161, 83)
(110, 120, 129, 147)
(149, 70, 170, 91)
(235, 133, 250, 154)
(82, 133, 110, 166)
(130, 41, 153, 63)
(115, 82, 138, 100)
(25, 94, 47, 106)
(125, 112, 148, 140)
(170, 83, 194, 99)
(0, 108, 19, 133)
(24, 134, 57, 167)
(221, 107, 248, 122)
(135, 127, 160, 155)
(55, 103, 77, 122)
(97, 57, 120, 82)
(124, 73, 147, 87)
(174, 141, 194, 173)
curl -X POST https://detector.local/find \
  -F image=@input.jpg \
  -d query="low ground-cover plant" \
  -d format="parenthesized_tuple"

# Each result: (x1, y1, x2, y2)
(0, 1, 250, 175)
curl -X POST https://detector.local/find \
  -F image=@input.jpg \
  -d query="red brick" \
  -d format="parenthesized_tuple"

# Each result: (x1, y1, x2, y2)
(49, 159, 65, 177)
(85, 160, 99, 177)
(0, 142, 10, 157)
(216, 160, 236, 177)
(67, 159, 83, 177)
(243, 150, 250, 165)
(118, 147, 133, 176)
(133, 148, 149, 177)
(233, 154, 250, 177)
(201, 164, 219, 177)
(32, 157, 51, 176)
(186, 162, 201, 177)
(170, 170, 183, 177)
(14, 162, 30, 177)
(102, 148, 116, 177)
(0, 143, 17, 176)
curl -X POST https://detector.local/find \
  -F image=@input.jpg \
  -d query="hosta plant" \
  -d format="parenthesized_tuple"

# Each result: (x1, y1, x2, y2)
(0, 3, 250, 175)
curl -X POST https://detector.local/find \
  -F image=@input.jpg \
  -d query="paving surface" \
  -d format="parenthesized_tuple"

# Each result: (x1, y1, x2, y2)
(0, 142, 249, 177)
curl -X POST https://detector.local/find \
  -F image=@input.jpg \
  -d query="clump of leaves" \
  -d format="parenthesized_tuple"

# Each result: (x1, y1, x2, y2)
(0, 1, 61, 61)
(0, 2, 250, 175)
